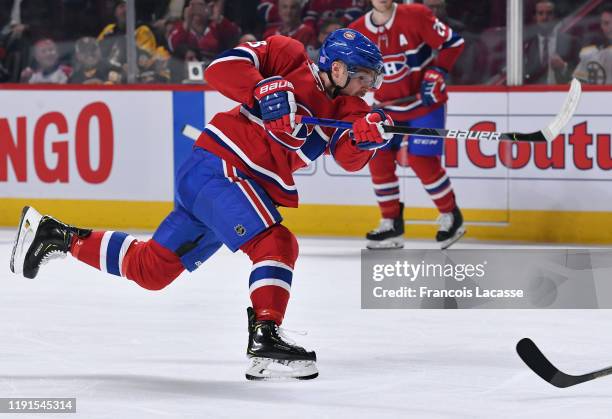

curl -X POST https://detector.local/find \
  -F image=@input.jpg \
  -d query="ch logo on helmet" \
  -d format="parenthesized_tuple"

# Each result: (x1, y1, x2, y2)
(235, 224, 246, 236)
(343, 31, 356, 40)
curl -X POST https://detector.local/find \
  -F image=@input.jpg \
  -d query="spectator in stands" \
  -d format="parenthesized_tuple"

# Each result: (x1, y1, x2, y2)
(20, 38, 71, 83)
(573, 5, 612, 85)
(137, 45, 170, 83)
(154, 16, 181, 55)
(258, 0, 280, 33)
(211, 0, 241, 51)
(97, 0, 160, 72)
(0, 17, 27, 82)
(303, 0, 366, 32)
(0, 0, 63, 82)
(307, 17, 342, 61)
(263, 0, 316, 51)
(523, 0, 579, 84)
(70, 36, 123, 84)
(167, 0, 240, 66)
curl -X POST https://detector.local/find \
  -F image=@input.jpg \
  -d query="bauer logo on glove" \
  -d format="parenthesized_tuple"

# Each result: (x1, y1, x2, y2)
(257, 79, 293, 95)
(254, 76, 297, 135)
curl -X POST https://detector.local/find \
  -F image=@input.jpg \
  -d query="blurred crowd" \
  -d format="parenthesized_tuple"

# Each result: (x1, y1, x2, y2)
(0, 0, 610, 85)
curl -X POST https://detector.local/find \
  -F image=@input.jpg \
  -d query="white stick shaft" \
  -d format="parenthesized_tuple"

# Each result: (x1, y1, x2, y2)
(182, 125, 202, 141)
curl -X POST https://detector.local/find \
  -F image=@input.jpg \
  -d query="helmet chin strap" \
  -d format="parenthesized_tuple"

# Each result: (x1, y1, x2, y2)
(326, 69, 351, 98)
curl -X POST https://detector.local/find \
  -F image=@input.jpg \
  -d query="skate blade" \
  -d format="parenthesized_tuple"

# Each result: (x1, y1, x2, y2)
(245, 357, 318, 381)
(366, 237, 405, 250)
(10, 206, 42, 276)
(439, 227, 466, 250)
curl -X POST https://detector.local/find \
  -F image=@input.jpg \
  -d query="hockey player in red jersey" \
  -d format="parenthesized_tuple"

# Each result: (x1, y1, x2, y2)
(350, 0, 466, 249)
(10, 29, 391, 381)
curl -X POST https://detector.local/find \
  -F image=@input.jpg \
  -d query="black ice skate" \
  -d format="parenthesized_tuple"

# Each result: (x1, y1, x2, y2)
(436, 206, 466, 250)
(366, 202, 405, 249)
(245, 307, 318, 381)
(10, 206, 91, 279)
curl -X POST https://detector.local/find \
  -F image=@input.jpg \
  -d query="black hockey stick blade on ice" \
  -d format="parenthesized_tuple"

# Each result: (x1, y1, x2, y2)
(516, 338, 612, 388)
(297, 78, 582, 143)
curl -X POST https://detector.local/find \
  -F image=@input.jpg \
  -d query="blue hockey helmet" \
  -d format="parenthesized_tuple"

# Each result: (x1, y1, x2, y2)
(318, 28, 384, 89)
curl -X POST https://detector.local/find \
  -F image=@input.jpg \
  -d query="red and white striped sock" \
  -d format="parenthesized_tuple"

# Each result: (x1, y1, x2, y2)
(70, 231, 136, 277)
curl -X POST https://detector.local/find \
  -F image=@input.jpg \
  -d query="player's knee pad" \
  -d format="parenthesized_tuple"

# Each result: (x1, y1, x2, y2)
(122, 239, 185, 291)
(240, 224, 299, 267)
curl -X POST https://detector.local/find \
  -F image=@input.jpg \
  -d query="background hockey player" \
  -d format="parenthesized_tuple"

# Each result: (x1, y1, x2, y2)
(350, 0, 465, 249)
(10, 29, 392, 381)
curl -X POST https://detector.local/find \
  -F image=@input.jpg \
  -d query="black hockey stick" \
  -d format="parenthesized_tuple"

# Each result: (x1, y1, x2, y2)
(516, 338, 612, 388)
(296, 78, 582, 143)
(181, 79, 581, 143)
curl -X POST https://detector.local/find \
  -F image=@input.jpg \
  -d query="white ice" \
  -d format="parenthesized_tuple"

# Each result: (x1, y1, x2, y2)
(1, 229, 612, 419)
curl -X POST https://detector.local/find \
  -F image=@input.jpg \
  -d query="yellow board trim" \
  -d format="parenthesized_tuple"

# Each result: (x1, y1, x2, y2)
(1, 199, 610, 244)
(0, 198, 172, 230)
(279, 204, 612, 245)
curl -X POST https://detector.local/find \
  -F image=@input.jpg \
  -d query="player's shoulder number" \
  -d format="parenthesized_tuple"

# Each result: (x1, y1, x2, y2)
(246, 41, 267, 48)
(433, 18, 447, 37)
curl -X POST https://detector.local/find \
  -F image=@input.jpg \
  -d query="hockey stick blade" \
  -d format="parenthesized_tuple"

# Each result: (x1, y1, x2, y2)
(516, 338, 612, 388)
(539, 78, 582, 141)
(182, 124, 203, 141)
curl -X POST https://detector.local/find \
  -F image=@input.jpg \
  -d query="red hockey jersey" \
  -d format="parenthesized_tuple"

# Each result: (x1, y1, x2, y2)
(198, 35, 374, 208)
(349, 3, 464, 121)
(168, 18, 241, 58)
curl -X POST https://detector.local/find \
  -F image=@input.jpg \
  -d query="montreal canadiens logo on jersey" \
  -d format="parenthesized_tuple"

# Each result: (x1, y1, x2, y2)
(382, 53, 410, 83)
(294, 103, 315, 139)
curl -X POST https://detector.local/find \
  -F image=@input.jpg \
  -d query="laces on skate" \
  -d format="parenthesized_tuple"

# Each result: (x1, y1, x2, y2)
(436, 213, 454, 232)
(436, 208, 466, 250)
(371, 218, 394, 234)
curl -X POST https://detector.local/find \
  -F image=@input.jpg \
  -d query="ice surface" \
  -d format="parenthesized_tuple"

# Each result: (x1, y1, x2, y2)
(1, 230, 612, 419)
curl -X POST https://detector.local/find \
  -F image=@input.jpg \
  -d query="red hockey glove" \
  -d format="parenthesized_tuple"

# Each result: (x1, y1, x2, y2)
(253, 76, 297, 134)
(420, 66, 448, 107)
(351, 110, 394, 150)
